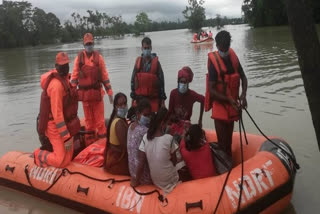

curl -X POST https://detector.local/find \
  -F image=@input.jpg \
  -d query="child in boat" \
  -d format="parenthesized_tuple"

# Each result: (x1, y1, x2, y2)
(127, 98, 153, 185)
(167, 66, 204, 143)
(180, 124, 216, 179)
(131, 107, 186, 194)
(104, 93, 130, 175)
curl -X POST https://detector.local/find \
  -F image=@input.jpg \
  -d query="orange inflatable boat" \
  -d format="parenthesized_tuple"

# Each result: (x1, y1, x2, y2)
(191, 37, 214, 44)
(0, 131, 297, 214)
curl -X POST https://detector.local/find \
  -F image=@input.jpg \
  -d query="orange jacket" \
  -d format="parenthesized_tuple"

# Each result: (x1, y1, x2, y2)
(41, 70, 71, 141)
(134, 56, 159, 98)
(71, 51, 113, 96)
(207, 48, 240, 121)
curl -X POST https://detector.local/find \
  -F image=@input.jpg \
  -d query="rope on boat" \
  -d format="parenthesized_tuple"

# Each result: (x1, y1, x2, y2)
(24, 166, 130, 192)
(213, 108, 248, 214)
(243, 107, 300, 170)
(132, 186, 168, 204)
(237, 110, 245, 212)
(24, 165, 167, 204)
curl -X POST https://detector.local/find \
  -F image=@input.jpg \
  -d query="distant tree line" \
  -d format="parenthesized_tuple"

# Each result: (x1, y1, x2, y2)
(242, 0, 320, 27)
(0, 0, 243, 48)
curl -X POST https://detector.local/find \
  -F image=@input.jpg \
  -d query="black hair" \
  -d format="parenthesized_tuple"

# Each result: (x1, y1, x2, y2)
(215, 30, 231, 51)
(127, 106, 136, 122)
(141, 37, 152, 46)
(136, 98, 151, 113)
(147, 107, 168, 140)
(106, 92, 127, 146)
(185, 124, 203, 151)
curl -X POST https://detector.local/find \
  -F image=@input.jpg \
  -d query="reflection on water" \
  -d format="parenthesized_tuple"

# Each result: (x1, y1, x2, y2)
(0, 24, 319, 214)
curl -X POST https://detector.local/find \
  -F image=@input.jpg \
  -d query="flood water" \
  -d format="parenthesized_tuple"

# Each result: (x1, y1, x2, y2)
(0, 24, 319, 214)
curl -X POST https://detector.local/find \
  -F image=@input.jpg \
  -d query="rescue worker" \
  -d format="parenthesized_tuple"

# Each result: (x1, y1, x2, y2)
(208, 31, 213, 38)
(34, 52, 81, 168)
(193, 33, 198, 41)
(130, 37, 166, 112)
(71, 33, 113, 146)
(205, 30, 248, 157)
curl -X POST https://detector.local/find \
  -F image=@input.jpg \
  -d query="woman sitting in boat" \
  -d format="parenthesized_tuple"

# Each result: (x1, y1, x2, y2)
(131, 107, 185, 194)
(167, 66, 204, 143)
(180, 124, 216, 179)
(104, 92, 130, 175)
(127, 98, 153, 185)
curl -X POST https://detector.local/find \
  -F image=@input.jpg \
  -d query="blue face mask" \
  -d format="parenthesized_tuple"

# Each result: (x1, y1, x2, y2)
(142, 49, 152, 58)
(85, 44, 94, 53)
(178, 83, 188, 94)
(139, 115, 150, 126)
(218, 50, 229, 58)
(117, 107, 128, 118)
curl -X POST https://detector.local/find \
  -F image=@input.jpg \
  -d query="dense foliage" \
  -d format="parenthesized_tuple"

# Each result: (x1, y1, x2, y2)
(0, 0, 243, 48)
(182, 0, 206, 31)
(242, 0, 320, 27)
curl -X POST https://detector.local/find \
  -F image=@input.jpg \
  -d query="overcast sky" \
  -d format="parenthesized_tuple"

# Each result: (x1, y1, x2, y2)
(16, 0, 243, 23)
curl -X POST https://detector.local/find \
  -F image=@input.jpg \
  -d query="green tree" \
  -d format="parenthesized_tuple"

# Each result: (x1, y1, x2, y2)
(0, 0, 33, 48)
(242, 0, 305, 27)
(32, 8, 61, 44)
(182, 0, 206, 31)
(134, 12, 151, 33)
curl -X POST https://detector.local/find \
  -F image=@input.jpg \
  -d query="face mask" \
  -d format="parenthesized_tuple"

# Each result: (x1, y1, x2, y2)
(142, 49, 152, 58)
(218, 50, 229, 58)
(178, 83, 188, 94)
(139, 115, 150, 126)
(85, 44, 94, 53)
(117, 107, 128, 118)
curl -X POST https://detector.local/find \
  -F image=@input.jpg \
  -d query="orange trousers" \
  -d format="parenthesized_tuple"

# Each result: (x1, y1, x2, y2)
(82, 100, 106, 146)
(34, 121, 73, 168)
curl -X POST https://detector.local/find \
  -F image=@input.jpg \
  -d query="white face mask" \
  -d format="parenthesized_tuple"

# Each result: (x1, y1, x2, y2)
(117, 107, 128, 118)
(85, 44, 94, 53)
(218, 50, 229, 58)
(178, 83, 188, 94)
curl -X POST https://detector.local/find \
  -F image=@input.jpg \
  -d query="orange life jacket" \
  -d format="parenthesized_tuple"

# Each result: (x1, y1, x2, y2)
(77, 50, 102, 102)
(37, 70, 80, 149)
(206, 48, 240, 121)
(134, 56, 159, 98)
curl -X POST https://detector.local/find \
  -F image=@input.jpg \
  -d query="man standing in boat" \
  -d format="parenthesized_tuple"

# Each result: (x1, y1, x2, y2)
(130, 37, 166, 112)
(34, 52, 81, 168)
(205, 30, 248, 156)
(71, 33, 113, 146)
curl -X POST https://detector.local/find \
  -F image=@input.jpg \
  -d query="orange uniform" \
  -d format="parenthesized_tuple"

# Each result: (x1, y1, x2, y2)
(34, 68, 79, 168)
(71, 51, 113, 145)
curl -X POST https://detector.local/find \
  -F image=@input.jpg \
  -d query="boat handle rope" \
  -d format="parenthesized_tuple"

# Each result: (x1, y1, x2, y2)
(242, 107, 300, 170)
(132, 186, 168, 205)
(213, 101, 302, 214)
(24, 164, 65, 192)
(24, 165, 167, 204)
(24, 165, 130, 193)
(213, 107, 248, 214)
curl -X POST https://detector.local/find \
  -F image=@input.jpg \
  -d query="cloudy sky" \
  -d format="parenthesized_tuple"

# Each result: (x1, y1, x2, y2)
(17, 0, 243, 23)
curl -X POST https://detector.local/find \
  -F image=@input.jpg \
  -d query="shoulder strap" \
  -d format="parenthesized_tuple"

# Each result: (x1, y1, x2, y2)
(78, 51, 85, 69)
(213, 52, 227, 95)
(44, 72, 70, 96)
(93, 51, 100, 66)
(150, 56, 159, 74)
(212, 52, 225, 82)
(135, 57, 142, 72)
